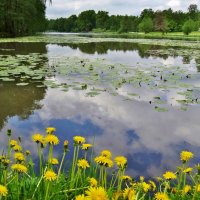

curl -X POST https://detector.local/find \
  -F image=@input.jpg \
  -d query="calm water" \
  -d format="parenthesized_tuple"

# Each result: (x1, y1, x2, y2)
(1, 37, 200, 178)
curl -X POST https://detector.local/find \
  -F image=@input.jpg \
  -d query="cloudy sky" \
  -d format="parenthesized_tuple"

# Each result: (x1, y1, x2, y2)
(46, 0, 199, 19)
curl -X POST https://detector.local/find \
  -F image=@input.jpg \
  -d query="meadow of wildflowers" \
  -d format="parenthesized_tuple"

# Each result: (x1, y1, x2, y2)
(0, 128, 200, 200)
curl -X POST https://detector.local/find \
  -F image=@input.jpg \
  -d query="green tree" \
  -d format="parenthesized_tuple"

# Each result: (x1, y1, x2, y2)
(118, 15, 133, 33)
(154, 11, 168, 34)
(139, 17, 153, 33)
(66, 15, 77, 32)
(76, 10, 96, 32)
(182, 19, 196, 35)
(188, 4, 199, 20)
(140, 9, 154, 19)
(167, 20, 177, 32)
(96, 11, 109, 30)
(0, 0, 46, 37)
(107, 15, 121, 31)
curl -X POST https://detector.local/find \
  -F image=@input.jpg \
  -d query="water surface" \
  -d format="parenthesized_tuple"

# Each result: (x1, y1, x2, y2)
(1, 36, 200, 178)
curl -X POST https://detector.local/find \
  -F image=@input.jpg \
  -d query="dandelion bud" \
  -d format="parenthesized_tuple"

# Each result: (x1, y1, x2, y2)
(7, 129, 12, 136)
(18, 137, 22, 143)
(196, 164, 200, 175)
(63, 140, 68, 151)
(140, 176, 144, 182)
(25, 150, 31, 156)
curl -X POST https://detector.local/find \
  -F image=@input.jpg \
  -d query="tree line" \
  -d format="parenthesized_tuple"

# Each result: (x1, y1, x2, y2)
(48, 4, 200, 35)
(0, 0, 47, 37)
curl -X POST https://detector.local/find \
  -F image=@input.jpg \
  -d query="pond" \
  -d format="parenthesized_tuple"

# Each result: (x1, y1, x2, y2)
(1, 34, 200, 178)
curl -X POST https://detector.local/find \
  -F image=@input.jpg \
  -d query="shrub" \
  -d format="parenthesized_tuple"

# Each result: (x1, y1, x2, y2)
(139, 17, 153, 34)
(182, 19, 196, 35)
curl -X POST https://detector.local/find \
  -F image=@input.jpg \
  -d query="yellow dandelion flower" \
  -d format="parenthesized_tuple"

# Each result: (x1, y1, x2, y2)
(49, 158, 59, 165)
(75, 194, 86, 200)
(142, 182, 151, 193)
(44, 170, 57, 182)
(183, 185, 191, 194)
(101, 150, 112, 158)
(149, 180, 156, 191)
(46, 127, 56, 134)
(32, 133, 43, 143)
(14, 152, 25, 162)
(183, 167, 193, 173)
(163, 171, 177, 180)
(114, 156, 127, 169)
(11, 164, 27, 173)
(45, 134, 59, 145)
(123, 188, 136, 199)
(122, 175, 132, 181)
(73, 136, 85, 144)
(89, 177, 98, 187)
(12, 145, 22, 152)
(0, 155, 6, 161)
(85, 187, 108, 200)
(1, 159, 10, 166)
(113, 192, 122, 200)
(94, 156, 113, 168)
(196, 184, 200, 192)
(155, 192, 169, 200)
(82, 143, 92, 150)
(156, 176, 162, 182)
(180, 151, 193, 162)
(77, 159, 90, 169)
(10, 140, 18, 147)
(0, 185, 8, 197)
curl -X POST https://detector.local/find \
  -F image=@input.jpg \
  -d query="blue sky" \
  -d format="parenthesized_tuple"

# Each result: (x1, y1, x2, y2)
(46, 0, 199, 19)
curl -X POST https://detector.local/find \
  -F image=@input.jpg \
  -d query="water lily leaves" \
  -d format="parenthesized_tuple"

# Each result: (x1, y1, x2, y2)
(86, 91, 100, 97)
(1, 35, 200, 112)
(154, 106, 169, 112)
(0, 77, 15, 81)
(16, 83, 29, 86)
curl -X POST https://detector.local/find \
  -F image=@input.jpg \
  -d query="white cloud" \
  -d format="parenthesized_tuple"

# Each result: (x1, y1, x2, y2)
(167, 0, 181, 8)
(46, 0, 199, 19)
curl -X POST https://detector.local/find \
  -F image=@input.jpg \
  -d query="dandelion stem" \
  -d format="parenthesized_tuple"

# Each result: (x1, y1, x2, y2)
(58, 151, 67, 178)
(37, 144, 43, 175)
(45, 182, 50, 200)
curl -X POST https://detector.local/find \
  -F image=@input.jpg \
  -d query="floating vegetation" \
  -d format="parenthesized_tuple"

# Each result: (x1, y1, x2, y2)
(0, 34, 200, 50)
(1, 36, 200, 112)
(154, 106, 169, 112)
(1, 128, 200, 199)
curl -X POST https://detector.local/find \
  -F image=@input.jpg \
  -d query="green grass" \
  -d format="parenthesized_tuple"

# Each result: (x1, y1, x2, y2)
(90, 31, 200, 41)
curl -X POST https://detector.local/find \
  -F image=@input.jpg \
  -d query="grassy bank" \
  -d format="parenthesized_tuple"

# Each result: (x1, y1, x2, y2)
(1, 128, 200, 199)
(90, 31, 200, 41)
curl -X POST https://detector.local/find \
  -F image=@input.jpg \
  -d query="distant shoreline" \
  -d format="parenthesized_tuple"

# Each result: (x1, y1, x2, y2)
(44, 31, 200, 41)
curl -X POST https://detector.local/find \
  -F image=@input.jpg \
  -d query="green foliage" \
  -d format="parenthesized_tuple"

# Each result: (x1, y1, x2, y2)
(76, 10, 96, 32)
(188, 4, 199, 20)
(1, 2, 200, 36)
(47, 4, 200, 34)
(154, 11, 169, 34)
(0, 0, 46, 37)
(182, 19, 196, 35)
(96, 11, 109, 30)
(139, 17, 153, 34)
